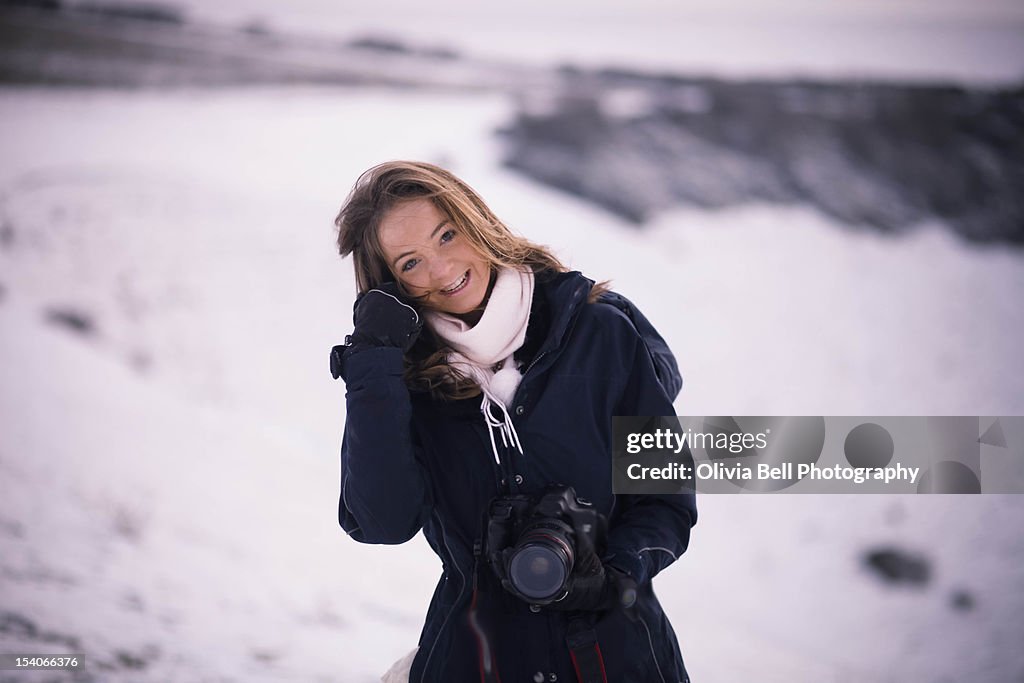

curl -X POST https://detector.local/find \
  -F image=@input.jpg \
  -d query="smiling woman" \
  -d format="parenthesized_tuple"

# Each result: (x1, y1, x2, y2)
(329, 160, 697, 683)
(378, 197, 494, 324)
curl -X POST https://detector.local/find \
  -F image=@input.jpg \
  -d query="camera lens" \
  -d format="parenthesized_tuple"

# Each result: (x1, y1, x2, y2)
(508, 543, 569, 601)
(507, 522, 574, 602)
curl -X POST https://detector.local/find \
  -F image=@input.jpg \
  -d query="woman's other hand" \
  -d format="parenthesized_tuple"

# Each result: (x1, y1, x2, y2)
(547, 530, 639, 614)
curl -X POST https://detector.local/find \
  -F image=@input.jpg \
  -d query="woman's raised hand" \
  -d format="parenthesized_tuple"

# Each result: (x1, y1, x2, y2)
(349, 283, 423, 352)
(330, 283, 423, 379)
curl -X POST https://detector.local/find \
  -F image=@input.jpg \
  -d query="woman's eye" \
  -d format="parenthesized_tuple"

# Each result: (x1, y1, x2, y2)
(401, 258, 418, 273)
(440, 229, 455, 243)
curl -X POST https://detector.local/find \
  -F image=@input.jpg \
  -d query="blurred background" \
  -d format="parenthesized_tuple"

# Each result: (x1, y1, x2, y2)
(1, 0, 1023, 681)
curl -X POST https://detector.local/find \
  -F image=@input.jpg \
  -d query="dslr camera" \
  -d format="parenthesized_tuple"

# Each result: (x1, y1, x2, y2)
(484, 485, 606, 605)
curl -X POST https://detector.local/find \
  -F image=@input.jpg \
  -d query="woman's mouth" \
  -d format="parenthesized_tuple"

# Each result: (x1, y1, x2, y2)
(439, 271, 470, 296)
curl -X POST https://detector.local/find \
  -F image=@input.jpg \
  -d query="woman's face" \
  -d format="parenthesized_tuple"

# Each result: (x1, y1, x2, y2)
(377, 197, 492, 319)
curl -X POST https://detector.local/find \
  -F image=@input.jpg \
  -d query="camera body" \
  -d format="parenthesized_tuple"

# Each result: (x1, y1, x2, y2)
(484, 485, 606, 605)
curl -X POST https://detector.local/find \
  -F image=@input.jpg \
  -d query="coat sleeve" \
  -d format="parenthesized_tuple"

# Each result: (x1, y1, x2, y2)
(337, 346, 431, 545)
(601, 305, 697, 585)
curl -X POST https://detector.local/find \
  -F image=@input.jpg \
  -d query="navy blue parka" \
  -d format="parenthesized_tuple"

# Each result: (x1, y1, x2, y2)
(338, 269, 697, 682)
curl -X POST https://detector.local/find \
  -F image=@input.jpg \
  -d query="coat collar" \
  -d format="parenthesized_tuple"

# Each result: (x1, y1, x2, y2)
(527, 269, 593, 372)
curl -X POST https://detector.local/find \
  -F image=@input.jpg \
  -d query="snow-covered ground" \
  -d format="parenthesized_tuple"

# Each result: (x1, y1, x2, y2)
(2, 86, 1024, 682)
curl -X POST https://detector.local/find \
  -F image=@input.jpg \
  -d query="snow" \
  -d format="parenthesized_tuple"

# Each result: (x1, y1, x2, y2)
(2, 86, 1024, 682)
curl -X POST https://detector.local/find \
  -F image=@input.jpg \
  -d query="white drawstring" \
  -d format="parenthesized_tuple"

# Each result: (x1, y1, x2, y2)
(479, 388, 523, 466)
(448, 354, 525, 467)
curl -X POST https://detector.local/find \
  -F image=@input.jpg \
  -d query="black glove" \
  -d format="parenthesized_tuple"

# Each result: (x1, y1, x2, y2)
(330, 283, 422, 379)
(547, 532, 638, 614)
(548, 565, 639, 613)
(548, 562, 612, 612)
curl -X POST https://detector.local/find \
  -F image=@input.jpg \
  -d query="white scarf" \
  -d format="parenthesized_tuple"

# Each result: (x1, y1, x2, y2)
(424, 267, 535, 464)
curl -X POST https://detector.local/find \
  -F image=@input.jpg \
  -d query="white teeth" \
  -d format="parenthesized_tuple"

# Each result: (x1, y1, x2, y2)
(441, 273, 468, 293)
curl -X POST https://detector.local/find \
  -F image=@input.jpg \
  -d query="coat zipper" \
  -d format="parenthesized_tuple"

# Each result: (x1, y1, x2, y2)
(512, 287, 586, 409)
(510, 345, 552, 412)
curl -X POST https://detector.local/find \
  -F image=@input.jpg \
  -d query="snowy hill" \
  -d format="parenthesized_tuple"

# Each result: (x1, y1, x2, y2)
(2, 86, 1024, 681)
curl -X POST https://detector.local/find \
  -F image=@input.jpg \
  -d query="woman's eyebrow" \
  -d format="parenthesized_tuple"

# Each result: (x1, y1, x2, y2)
(391, 219, 449, 266)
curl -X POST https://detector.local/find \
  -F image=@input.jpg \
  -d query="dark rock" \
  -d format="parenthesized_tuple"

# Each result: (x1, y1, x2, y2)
(501, 73, 1024, 244)
(0, 610, 80, 648)
(950, 588, 975, 611)
(251, 648, 280, 664)
(346, 35, 459, 61)
(0, 610, 38, 638)
(240, 19, 271, 37)
(112, 506, 143, 542)
(115, 650, 147, 669)
(113, 645, 159, 670)
(863, 546, 931, 586)
(39, 627, 80, 649)
(0, 0, 62, 10)
(347, 35, 415, 55)
(43, 307, 95, 337)
(72, 2, 184, 25)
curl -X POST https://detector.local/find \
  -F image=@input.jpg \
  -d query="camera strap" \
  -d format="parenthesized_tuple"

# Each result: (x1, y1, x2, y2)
(470, 540, 502, 683)
(565, 616, 608, 683)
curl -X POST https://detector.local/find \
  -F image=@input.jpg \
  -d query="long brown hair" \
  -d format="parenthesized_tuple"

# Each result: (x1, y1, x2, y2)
(335, 160, 606, 399)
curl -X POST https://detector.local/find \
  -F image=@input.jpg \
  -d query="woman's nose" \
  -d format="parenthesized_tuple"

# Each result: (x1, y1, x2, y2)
(429, 257, 456, 283)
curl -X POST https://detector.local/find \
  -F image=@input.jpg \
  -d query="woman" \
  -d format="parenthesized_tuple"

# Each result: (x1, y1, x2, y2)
(331, 161, 697, 683)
